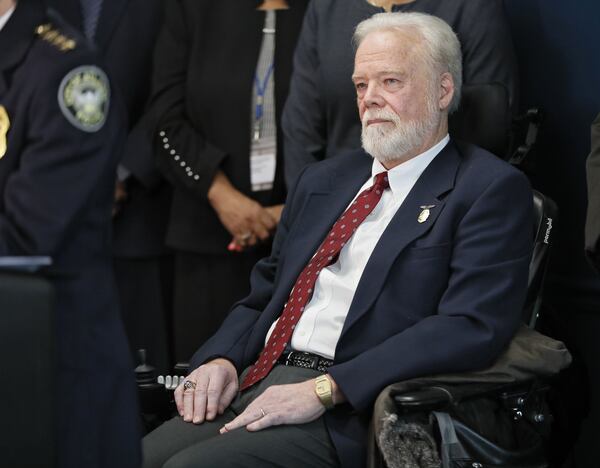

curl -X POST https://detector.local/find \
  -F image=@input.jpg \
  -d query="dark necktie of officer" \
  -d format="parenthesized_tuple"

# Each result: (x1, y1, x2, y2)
(241, 171, 390, 390)
(80, 0, 103, 40)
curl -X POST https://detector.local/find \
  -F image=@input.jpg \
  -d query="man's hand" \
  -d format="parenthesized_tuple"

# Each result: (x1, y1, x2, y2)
(219, 379, 325, 433)
(208, 171, 276, 247)
(175, 358, 238, 424)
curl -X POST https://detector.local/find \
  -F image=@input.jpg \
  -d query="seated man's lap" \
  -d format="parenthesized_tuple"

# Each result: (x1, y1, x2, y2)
(143, 366, 340, 468)
(161, 417, 338, 468)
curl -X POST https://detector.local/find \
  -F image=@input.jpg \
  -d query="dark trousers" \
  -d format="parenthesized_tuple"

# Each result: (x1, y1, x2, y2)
(143, 365, 340, 468)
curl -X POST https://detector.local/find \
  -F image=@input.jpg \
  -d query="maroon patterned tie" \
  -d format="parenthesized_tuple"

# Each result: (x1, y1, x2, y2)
(240, 172, 390, 390)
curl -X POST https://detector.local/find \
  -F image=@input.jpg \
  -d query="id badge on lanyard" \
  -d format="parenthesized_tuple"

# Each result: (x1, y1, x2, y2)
(251, 62, 276, 192)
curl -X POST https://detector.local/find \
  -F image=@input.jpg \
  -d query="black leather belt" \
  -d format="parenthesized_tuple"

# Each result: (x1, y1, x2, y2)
(278, 351, 333, 373)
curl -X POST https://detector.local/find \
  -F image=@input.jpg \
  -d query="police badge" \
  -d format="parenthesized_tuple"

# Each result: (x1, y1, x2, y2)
(58, 65, 110, 132)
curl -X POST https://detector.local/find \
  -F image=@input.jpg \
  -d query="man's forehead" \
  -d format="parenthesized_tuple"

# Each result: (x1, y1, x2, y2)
(353, 29, 422, 75)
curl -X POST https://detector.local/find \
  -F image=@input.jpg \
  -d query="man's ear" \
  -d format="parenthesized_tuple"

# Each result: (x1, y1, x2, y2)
(439, 72, 454, 111)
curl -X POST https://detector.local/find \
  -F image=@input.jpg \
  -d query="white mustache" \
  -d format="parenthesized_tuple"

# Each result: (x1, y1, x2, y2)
(362, 109, 400, 126)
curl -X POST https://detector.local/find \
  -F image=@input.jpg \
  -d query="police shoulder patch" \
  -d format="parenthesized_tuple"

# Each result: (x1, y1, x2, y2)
(58, 65, 110, 132)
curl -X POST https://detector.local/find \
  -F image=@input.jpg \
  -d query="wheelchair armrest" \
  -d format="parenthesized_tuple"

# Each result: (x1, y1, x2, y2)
(392, 379, 552, 426)
(392, 386, 453, 412)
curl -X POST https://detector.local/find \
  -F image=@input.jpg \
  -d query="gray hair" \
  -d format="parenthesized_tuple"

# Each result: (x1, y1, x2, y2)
(353, 12, 462, 113)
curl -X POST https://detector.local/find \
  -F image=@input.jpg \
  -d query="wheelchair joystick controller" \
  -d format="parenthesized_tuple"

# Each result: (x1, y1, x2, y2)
(135, 349, 176, 433)
(135, 349, 156, 385)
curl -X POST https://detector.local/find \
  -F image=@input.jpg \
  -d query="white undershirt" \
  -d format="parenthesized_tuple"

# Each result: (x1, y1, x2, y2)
(266, 135, 450, 359)
(0, 5, 16, 32)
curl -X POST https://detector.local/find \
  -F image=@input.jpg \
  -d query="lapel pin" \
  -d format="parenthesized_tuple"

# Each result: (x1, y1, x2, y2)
(418, 205, 436, 223)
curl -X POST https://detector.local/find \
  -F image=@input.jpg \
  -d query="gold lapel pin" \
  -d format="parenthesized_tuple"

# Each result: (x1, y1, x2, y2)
(418, 205, 436, 223)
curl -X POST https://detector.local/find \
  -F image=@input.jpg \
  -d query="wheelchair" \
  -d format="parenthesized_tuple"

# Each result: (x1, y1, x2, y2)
(366, 85, 564, 468)
(367, 188, 561, 468)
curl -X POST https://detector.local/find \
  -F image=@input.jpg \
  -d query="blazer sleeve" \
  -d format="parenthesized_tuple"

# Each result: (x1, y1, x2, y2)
(328, 170, 533, 412)
(281, 2, 327, 188)
(150, 1, 228, 199)
(585, 112, 600, 271)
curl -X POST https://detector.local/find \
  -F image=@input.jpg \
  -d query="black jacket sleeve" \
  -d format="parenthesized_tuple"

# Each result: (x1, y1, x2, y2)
(281, 2, 327, 188)
(150, 1, 228, 199)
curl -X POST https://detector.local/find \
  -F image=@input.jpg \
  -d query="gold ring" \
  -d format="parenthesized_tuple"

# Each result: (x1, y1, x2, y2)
(240, 232, 252, 241)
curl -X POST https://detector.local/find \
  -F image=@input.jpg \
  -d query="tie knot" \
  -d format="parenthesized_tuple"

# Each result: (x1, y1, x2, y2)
(374, 172, 390, 190)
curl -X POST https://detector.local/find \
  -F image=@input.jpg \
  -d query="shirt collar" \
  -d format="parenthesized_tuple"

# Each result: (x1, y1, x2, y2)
(0, 4, 16, 32)
(371, 134, 450, 198)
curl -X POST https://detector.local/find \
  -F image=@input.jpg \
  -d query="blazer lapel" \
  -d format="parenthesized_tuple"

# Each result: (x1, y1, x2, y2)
(340, 142, 462, 336)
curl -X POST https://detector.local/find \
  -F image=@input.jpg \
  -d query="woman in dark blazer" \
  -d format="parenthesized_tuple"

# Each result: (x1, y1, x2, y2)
(150, 0, 308, 362)
(282, 0, 519, 186)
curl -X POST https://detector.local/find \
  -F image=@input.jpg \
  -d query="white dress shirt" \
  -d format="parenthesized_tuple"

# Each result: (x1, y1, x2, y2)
(266, 135, 450, 359)
(0, 5, 16, 32)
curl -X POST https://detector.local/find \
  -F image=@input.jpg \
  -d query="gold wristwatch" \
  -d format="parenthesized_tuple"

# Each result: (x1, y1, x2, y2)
(315, 375, 335, 410)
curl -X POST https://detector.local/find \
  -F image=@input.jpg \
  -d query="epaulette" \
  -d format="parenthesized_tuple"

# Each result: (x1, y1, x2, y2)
(34, 23, 77, 52)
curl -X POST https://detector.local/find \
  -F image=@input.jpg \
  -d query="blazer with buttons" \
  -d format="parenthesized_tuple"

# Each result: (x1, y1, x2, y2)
(150, 0, 309, 254)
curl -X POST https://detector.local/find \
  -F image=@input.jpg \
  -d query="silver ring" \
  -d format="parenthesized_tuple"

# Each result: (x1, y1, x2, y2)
(240, 232, 252, 241)
(260, 408, 266, 418)
(183, 380, 196, 392)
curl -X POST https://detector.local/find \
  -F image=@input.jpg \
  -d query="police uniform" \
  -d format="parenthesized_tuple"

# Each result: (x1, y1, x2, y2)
(48, 0, 174, 374)
(0, 1, 140, 467)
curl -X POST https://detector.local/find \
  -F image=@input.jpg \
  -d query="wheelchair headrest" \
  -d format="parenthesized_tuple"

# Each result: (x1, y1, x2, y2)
(449, 83, 511, 159)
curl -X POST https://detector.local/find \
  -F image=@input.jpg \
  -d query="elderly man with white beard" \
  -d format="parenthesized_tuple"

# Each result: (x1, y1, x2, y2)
(143, 12, 533, 468)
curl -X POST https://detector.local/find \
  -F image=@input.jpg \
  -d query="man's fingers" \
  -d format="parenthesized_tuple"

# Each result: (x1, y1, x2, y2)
(204, 372, 226, 421)
(190, 372, 210, 424)
(217, 380, 239, 414)
(174, 385, 184, 416)
(182, 387, 195, 423)
(219, 406, 264, 434)
(246, 412, 280, 432)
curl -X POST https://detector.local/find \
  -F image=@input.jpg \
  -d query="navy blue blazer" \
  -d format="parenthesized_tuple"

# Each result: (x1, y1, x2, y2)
(190, 140, 533, 468)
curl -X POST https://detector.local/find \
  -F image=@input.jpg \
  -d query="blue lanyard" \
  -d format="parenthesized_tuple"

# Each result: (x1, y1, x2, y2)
(254, 63, 274, 121)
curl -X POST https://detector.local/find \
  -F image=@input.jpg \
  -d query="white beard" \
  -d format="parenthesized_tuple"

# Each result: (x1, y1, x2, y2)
(361, 104, 439, 165)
